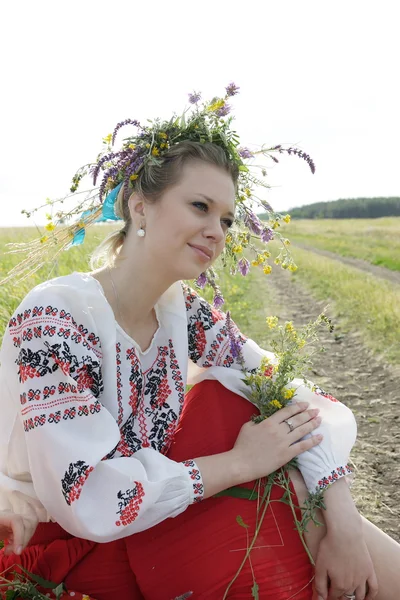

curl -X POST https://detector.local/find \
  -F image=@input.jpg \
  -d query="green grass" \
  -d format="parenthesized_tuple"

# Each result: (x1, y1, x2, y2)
(288, 245, 400, 364)
(280, 217, 400, 271)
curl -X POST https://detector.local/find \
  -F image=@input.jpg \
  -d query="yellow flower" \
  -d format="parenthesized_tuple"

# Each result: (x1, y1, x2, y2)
(263, 250, 271, 258)
(283, 214, 291, 223)
(272, 221, 280, 229)
(152, 147, 160, 156)
(40, 235, 48, 244)
(128, 143, 136, 150)
(288, 264, 298, 272)
(160, 143, 168, 149)
(232, 244, 243, 254)
(208, 99, 225, 112)
(130, 174, 138, 181)
(45, 212, 52, 221)
(44, 222, 55, 232)
(159, 132, 168, 139)
(270, 399, 283, 409)
(226, 234, 233, 244)
(274, 258, 281, 265)
(102, 133, 112, 144)
(298, 339, 306, 348)
(251, 260, 259, 267)
(146, 143, 151, 148)
(77, 221, 85, 229)
(284, 388, 295, 400)
(285, 321, 295, 333)
(45, 197, 52, 204)
(266, 316, 278, 329)
(107, 177, 114, 183)
(283, 238, 290, 246)
(245, 188, 251, 197)
(263, 265, 272, 275)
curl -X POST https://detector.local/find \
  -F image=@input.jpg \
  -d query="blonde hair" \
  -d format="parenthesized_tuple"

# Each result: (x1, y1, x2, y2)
(90, 141, 239, 269)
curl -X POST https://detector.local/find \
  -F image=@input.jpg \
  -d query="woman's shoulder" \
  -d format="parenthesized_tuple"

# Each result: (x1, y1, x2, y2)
(10, 272, 106, 325)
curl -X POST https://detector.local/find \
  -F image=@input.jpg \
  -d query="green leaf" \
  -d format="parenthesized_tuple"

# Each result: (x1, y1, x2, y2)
(19, 566, 60, 589)
(5, 591, 19, 600)
(236, 515, 249, 529)
(252, 582, 260, 599)
(238, 165, 249, 172)
(54, 583, 67, 599)
(214, 486, 258, 500)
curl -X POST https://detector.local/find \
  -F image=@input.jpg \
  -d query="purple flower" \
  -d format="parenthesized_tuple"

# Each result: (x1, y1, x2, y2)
(238, 147, 254, 159)
(261, 227, 274, 243)
(196, 272, 208, 288)
(244, 210, 263, 235)
(216, 103, 231, 117)
(188, 91, 201, 104)
(226, 311, 245, 365)
(238, 257, 250, 276)
(213, 294, 225, 309)
(226, 82, 240, 97)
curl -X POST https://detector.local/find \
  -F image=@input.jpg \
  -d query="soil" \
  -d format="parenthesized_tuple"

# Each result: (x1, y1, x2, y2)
(263, 258, 400, 543)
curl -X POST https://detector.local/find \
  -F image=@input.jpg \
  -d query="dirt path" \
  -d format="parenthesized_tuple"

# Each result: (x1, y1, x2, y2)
(293, 241, 400, 286)
(264, 265, 400, 543)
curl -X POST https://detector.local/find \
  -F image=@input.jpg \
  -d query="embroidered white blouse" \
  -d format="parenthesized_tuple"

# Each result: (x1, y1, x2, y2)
(0, 272, 356, 543)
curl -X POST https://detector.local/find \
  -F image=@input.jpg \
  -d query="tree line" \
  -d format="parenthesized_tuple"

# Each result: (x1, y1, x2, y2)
(262, 197, 400, 219)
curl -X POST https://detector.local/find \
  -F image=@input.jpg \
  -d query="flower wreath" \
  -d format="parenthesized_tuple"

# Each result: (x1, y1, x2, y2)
(5, 83, 315, 303)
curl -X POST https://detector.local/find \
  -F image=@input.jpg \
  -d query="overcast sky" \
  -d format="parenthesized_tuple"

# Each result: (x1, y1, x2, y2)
(1, 0, 399, 226)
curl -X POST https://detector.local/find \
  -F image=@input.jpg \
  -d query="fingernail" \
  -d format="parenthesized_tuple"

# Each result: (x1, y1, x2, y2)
(317, 434, 323, 440)
(16, 545, 23, 555)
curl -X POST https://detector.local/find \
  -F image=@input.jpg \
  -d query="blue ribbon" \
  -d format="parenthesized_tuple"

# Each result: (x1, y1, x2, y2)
(71, 182, 123, 247)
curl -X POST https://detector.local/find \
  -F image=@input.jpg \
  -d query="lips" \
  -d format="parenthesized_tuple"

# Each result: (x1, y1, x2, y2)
(188, 243, 214, 261)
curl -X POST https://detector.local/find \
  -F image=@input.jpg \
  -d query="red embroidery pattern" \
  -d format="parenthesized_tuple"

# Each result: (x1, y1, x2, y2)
(115, 482, 145, 526)
(61, 460, 94, 505)
(116, 342, 124, 426)
(313, 385, 339, 403)
(9, 304, 101, 359)
(182, 459, 204, 503)
(317, 465, 352, 490)
(22, 399, 102, 431)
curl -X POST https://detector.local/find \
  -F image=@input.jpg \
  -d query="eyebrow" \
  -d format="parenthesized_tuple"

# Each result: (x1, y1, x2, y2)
(196, 194, 235, 219)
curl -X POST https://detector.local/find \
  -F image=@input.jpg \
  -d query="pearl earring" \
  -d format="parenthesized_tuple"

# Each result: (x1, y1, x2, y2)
(137, 226, 146, 237)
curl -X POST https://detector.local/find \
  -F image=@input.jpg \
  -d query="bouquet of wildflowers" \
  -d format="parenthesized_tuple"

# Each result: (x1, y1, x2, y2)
(222, 311, 334, 599)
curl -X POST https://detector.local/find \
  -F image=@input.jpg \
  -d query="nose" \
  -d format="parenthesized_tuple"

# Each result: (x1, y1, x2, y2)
(203, 218, 225, 245)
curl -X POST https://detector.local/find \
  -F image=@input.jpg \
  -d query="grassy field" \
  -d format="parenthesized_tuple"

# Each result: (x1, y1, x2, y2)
(1, 220, 399, 366)
(287, 245, 400, 364)
(280, 217, 400, 271)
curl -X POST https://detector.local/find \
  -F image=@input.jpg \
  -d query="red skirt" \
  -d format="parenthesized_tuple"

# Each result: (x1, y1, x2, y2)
(0, 381, 314, 599)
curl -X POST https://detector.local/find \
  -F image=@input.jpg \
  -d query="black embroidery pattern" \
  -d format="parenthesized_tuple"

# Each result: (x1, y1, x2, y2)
(61, 460, 94, 505)
(115, 482, 145, 527)
(16, 340, 104, 398)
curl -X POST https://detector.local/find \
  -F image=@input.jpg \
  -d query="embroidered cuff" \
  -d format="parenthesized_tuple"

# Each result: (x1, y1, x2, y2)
(316, 464, 353, 492)
(181, 459, 204, 504)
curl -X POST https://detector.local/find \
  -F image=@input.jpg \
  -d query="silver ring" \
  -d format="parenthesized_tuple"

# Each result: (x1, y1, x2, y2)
(284, 418, 294, 432)
(343, 594, 356, 600)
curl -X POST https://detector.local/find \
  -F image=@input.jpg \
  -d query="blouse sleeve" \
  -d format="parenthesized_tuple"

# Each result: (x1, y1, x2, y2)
(184, 284, 357, 494)
(4, 287, 204, 542)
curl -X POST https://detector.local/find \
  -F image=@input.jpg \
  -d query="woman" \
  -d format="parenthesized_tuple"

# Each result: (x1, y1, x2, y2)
(0, 86, 399, 600)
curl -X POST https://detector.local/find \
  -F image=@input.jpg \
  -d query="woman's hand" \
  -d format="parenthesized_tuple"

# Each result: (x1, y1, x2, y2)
(230, 401, 323, 483)
(196, 401, 323, 498)
(314, 526, 378, 599)
(0, 511, 38, 556)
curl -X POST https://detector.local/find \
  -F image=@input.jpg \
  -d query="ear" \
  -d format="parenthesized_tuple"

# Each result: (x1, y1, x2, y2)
(128, 192, 146, 221)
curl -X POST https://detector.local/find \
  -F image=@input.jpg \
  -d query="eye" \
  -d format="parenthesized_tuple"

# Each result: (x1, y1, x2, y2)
(221, 218, 234, 230)
(192, 201, 208, 212)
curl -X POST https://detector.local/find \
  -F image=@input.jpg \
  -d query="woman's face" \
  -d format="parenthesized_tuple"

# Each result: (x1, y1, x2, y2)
(134, 161, 236, 281)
